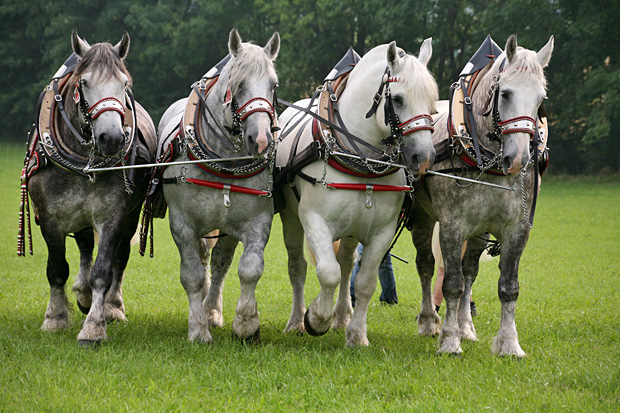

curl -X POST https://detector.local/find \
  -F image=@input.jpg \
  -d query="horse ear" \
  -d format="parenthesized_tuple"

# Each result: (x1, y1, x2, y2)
(418, 37, 432, 66)
(505, 34, 518, 63)
(71, 27, 91, 58)
(387, 41, 400, 70)
(229, 27, 243, 58)
(537, 35, 554, 68)
(113, 31, 130, 60)
(264, 31, 280, 60)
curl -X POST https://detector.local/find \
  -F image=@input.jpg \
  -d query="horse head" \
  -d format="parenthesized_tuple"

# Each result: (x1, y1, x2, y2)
(489, 34, 554, 175)
(218, 28, 280, 157)
(69, 28, 131, 158)
(374, 40, 438, 174)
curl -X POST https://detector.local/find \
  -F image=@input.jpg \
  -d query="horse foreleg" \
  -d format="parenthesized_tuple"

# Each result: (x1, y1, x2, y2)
(459, 235, 487, 341)
(437, 223, 465, 355)
(171, 215, 213, 343)
(77, 219, 125, 345)
(344, 233, 392, 347)
(40, 224, 71, 331)
(331, 238, 356, 331)
(72, 227, 94, 315)
(492, 229, 528, 358)
(104, 209, 141, 323)
(303, 217, 339, 337)
(280, 209, 307, 334)
(233, 219, 271, 341)
(411, 214, 440, 336)
(205, 235, 238, 328)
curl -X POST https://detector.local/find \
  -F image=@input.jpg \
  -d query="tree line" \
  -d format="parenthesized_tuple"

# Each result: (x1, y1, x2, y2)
(1, 0, 618, 173)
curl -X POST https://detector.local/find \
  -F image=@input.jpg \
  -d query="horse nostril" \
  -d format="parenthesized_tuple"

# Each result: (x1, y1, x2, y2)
(503, 156, 513, 174)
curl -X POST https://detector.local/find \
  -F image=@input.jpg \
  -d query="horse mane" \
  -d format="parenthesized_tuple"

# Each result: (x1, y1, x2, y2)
(71, 43, 132, 85)
(227, 43, 277, 97)
(499, 47, 547, 90)
(398, 53, 439, 114)
(60, 43, 132, 117)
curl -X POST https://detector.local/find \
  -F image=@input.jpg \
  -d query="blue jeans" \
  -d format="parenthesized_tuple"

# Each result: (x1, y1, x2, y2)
(349, 243, 398, 305)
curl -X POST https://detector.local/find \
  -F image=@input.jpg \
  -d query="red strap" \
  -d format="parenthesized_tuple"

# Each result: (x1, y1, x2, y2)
(185, 178, 268, 196)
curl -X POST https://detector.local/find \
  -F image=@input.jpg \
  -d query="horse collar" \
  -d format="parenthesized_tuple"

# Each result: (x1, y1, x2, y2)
(36, 73, 137, 179)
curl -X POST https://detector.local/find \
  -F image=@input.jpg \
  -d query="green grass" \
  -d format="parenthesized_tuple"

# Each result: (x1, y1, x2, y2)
(1, 143, 619, 411)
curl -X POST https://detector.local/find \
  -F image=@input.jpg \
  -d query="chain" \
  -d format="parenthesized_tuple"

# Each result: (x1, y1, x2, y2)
(519, 168, 532, 229)
(454, 140, 503, 189)
(120, 156, 133, 194)
(185, 129, 267, 175)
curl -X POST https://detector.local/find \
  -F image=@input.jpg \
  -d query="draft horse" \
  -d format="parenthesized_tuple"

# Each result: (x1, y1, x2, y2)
(276, 39, 438, 347)
(411, 34, 554, 356)
(20, 29, 157, 345)
(155, 28, 280, 342)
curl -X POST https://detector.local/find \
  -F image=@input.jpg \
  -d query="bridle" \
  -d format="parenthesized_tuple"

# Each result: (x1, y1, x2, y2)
(365, 66, 434, 148)
(72, 79, 127, 145)
(479, 60, 538, 144)
(193, 77, 278, 154)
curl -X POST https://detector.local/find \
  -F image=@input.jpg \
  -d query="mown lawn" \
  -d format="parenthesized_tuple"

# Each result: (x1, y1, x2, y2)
(1, 143, 619, 411)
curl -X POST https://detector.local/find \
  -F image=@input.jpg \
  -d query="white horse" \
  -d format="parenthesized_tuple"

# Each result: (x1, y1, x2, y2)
(276, 39, 438, 347)
(411, 34, 554, 356)
(156, 28, 280, 342)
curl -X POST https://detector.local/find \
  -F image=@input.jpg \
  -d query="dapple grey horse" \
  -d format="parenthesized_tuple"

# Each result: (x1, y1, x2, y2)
(26, 29, 157, 346)
(157, 28, 279, 342)
(411, 34, 554, 356)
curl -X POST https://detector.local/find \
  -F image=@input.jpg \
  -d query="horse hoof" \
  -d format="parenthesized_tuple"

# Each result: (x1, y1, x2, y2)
(304, 311, 329, 337)
(76, 301, 90, 315)
(78, 339, 101, 349)
(232, 327, 260, 344)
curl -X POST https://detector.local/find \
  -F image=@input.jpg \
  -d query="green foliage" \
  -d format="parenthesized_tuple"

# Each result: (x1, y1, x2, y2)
(1, 0, 618, 173)
(1, 144, 619, 409)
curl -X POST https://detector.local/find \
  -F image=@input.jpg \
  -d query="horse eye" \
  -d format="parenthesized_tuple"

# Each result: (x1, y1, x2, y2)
(392, 95, 404, 106)
(501, 90, 512, 99)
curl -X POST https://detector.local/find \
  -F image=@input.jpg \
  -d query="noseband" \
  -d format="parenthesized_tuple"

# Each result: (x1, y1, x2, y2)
(228, 93, 278, 137)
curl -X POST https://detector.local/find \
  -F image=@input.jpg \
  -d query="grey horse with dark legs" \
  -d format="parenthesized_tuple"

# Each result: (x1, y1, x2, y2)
(156, 28, 280, 343)
(412, 34, 554, 356)
(24, 29, 157, 345)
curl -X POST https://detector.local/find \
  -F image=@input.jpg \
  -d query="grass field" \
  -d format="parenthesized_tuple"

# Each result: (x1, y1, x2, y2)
(1, 142, 619, 411)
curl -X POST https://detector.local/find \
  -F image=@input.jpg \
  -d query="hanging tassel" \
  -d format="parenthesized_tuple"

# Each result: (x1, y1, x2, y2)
(139, 179, 155, 258)
(17, 165, 33, 256)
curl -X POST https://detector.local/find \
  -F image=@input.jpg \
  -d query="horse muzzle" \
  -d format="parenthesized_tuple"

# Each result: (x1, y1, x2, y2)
(501, 133, 531, 175)
(96, 129, 126, 157)
(244, 117, 273, 156)
(401, 135, 436, 175)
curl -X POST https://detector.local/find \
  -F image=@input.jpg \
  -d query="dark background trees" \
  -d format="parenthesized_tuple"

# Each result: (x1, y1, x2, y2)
(1, 0, 618, 173)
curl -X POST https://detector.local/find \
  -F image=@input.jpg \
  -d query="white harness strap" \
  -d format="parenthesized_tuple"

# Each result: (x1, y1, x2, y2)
(88, 97, 126, 121)
(498, 116, 536, 136)
(235, 97, 275, 123)
(399, 114, 434, 136)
